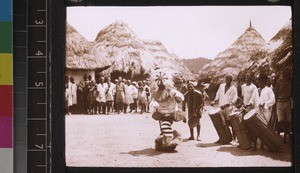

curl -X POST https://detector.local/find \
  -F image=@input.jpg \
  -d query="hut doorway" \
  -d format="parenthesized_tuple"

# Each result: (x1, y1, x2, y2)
(131, 73, 151, 82)
(110, 70, 132, 81)
(109, 70, 151, 82)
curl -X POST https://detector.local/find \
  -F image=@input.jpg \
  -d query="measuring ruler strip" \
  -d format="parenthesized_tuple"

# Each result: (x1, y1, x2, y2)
(27, 0, 50, 172)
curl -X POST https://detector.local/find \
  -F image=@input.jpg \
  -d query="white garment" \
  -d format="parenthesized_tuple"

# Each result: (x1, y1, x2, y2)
(65, 88, 72, 106)
(132, 86, 139, 99)
(124, 85, 135, 104)
(69, 82, 77, 105)
(214, 83, 238, 107)
(105, 82, 115, 101)
(154, 89, 184, 114)
(241, 83, 259, 108)
(67, 82, 73, 106)
(258, 86, 275, 122)
(97, 83, 108, 103)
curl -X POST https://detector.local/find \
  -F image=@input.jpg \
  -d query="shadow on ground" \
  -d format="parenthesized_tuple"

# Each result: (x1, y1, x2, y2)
(216, 143, 292, 162)
(196, 142, 224, 148)
(120, 147, 178, 157)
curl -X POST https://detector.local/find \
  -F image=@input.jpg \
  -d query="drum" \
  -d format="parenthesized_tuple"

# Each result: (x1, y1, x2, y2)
(243, 109, 284, 152)
(188, 115, 199, 128)
(220, 104, 231, 121)
(209, 107, 232, 144)
(229, 111, 251, 150)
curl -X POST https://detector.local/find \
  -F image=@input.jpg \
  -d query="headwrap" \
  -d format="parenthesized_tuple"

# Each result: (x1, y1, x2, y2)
(226, 74, 234, 81)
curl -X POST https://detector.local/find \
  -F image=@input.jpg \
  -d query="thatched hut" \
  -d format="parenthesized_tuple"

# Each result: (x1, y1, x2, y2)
(66, 22, 111, 83)
(66, 20, 194, 84)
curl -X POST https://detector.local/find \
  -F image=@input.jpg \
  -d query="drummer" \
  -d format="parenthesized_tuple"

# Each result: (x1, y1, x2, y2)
(241, 72, 260, 151)
(211, 74, 238, 144)
(257, 74, 276, 126)
(252, 73, 276, 151)
(182, 83, 204, 141)
(241, 72, 259, 112)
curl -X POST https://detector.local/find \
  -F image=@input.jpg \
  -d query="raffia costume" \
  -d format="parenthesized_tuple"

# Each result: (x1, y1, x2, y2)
(150, 73, 186, 151)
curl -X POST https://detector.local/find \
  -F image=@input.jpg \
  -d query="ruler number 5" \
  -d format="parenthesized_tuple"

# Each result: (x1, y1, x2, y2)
(35, 20, 44, 25)
(35, 82, 44, 87)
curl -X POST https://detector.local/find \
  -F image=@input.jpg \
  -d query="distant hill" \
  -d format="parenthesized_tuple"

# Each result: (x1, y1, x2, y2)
(182, 58, 212, 74)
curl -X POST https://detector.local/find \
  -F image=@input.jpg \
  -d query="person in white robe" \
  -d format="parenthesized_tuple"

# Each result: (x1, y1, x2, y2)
(257, 74, 276, 123)
(97, 77, 108, 114)
(212, 74, 238, 144)
(124, 80, 134, 113)
(241, 72, 259, 112)
(252, 73, 276, 151)
(105, 77, 115, 114)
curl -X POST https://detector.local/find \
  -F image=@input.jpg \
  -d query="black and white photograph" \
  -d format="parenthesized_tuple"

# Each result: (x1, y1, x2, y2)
(65, 6, 293, 167)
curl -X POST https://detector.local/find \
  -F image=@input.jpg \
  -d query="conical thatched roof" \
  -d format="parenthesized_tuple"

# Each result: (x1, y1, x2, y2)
(198, 24, 267, 84)
(92, 21, 195, 80)
(66, 22, 111, 70)
(237, 19, 292, 81)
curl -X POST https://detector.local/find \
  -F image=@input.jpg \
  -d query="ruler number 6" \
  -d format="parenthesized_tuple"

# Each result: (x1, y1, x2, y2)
(35, 50, 43, 56)
(35, 82, 44, 87)
(35, 20, 44, 25)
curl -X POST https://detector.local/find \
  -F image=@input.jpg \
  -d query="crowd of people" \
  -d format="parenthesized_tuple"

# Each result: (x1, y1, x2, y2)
(65, 70, 292, 151)
(65, 74, 152, 115)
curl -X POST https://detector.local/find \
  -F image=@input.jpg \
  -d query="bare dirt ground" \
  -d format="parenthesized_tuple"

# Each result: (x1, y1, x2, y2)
(66, 106, 292, 167)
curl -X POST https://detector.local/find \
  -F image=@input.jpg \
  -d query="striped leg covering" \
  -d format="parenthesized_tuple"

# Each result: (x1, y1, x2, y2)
(155, 120, 182, 151)
(160, 120, 174, 142)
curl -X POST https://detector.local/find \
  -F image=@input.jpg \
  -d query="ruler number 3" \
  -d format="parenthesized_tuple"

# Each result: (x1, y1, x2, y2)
(35, 20, 44, 25)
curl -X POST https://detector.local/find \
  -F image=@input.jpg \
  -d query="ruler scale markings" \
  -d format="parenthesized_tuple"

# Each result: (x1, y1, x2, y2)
(28, 56, 46, 58)
(14, 62, 26, 64)
(37, 134, 46, 136)
(28, 86, 46, 89)
(27, 118, 46, 120)
(28, 25, 46, 27)
(28, 149, 46, 152)
(14, 14, 26, 16)
(15, 30, 27, 33)
(45, 0, 48, 171)
(37, 165, 46, 167)
(14, 46, 27, 48)
(27, 0, 49, 172)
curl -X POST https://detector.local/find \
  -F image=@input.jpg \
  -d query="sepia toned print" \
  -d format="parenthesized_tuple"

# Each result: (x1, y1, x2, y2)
(65, 6, 292, 167)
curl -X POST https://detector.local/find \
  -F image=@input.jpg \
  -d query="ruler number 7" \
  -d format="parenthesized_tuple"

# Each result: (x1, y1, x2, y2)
(35, 20, 44, 25)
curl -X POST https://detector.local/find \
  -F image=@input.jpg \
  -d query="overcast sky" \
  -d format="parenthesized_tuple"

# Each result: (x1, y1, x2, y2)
(67, 6, 291, 59)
